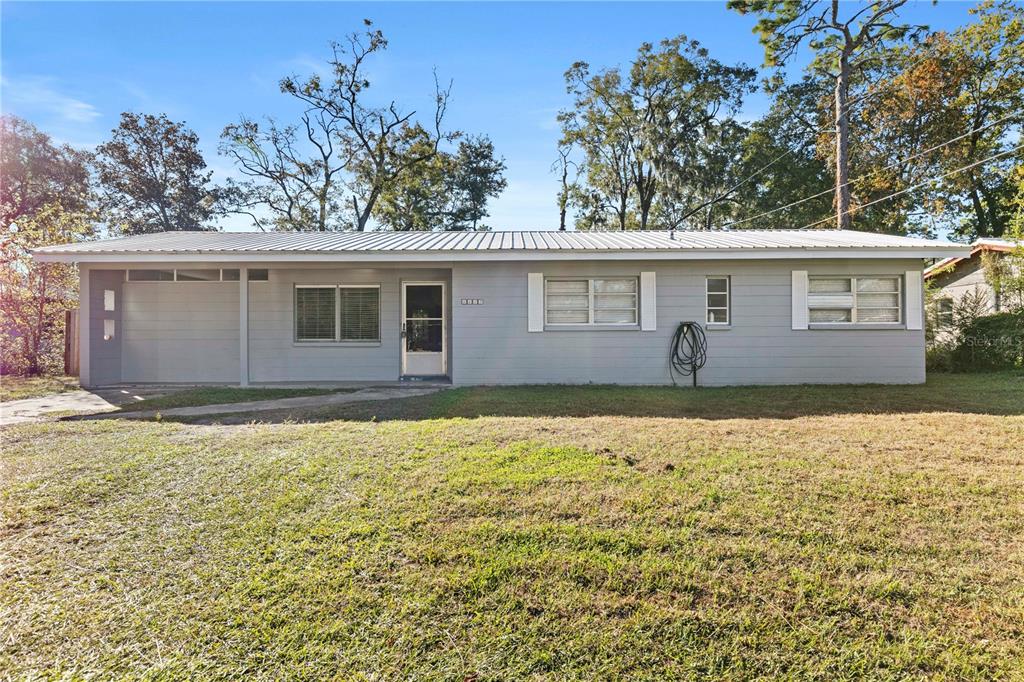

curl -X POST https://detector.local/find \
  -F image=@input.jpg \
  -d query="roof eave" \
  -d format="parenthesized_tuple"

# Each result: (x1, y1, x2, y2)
(33, 245, 971, 264)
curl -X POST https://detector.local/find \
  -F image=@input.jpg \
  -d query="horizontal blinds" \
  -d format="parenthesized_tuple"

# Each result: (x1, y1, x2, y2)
(340, 287, 380, 341)
(295, 287, 336, 341)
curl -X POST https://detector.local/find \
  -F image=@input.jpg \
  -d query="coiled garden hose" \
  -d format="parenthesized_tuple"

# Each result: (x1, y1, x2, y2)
(669, 321, 708, 387)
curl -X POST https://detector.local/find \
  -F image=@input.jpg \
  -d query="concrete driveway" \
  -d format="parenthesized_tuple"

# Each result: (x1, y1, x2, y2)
(0, 386, 174, 427)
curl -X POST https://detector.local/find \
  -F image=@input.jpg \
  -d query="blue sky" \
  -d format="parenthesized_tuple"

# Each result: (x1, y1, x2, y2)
(2, 1, 979, 231)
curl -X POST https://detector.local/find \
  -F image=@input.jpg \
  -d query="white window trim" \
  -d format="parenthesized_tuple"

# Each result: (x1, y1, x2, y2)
(294, 284, 381, 343)
(706, 276, 730, 326)
(807, 275, 903, 325)
(544, 277, 639, 327)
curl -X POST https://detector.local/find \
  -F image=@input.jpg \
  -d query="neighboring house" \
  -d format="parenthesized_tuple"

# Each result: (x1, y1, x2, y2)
(924, 238, 1017, 327)
(34, 230, 966, 388)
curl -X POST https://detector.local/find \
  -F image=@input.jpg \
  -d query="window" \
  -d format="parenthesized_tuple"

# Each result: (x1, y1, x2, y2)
(103, 289, 115, 311)
(808, 276, 901, 324)
(545, 278, 637, 325)
(339, 287, 380, 341)
(706, 276, 730, 325)
(103, 319, 115, 341)
(295, 285, 380, 342)
(222, 269, 240, 281)
(127, 269, 173, 281)
(936, 297, 954, 328)
(176, 269, 220, 282)
(248, 269, 269, 281)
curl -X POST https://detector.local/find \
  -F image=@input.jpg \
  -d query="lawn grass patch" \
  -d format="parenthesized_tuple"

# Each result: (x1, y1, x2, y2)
(115, 386, 348, 412)
(0, 375, 79, 402)
(1, 375, 1023, 679)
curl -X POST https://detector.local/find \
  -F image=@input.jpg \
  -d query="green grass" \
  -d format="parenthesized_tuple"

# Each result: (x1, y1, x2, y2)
(0, 374, 79, 402)
(116, 386, 347, 412)
(2, 373, 1023, 679)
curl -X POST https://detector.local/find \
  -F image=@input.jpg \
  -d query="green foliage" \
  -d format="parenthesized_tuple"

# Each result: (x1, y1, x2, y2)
(95, 113, 216, 234)
(559, 34, 755, 230)
(371, 133, 507, 231)
(950, 311, 1024, 370)
(0, 116, 91, 231)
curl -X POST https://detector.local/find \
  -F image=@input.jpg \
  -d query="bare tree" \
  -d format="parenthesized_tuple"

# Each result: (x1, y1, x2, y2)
(279, 21, 454, 231)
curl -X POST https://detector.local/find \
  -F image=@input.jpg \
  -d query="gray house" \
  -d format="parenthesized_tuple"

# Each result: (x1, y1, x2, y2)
(924, 238, 1017, 325)
(34, 230, 967, 388)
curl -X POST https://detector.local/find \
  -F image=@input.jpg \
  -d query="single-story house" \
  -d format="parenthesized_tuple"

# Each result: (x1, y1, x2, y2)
(33, 229, 968, 388)
(924, 238, 1018, 325)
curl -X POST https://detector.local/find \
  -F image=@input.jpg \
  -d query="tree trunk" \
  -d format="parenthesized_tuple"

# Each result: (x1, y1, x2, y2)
(968, 186, 989, 237)
(834, 50, 852, 231)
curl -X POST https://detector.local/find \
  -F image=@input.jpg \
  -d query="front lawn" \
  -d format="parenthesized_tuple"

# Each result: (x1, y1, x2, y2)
(0, 375, 78, 402)
(2, 373, 1022, 679)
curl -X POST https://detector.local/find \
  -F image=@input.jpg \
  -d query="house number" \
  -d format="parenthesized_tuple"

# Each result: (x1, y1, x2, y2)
(460, 298, 484, 305)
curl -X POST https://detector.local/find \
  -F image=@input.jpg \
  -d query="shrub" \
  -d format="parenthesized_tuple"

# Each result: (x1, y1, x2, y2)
(950, 312, 1024, 371)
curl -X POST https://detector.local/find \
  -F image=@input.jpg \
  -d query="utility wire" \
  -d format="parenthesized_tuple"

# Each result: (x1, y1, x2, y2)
(679, 48, 947, 225)
(719, 109, 1022, 230)
(789, 144, 1023, 230)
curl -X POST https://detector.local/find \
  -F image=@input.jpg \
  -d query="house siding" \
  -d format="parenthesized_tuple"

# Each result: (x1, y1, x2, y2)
(450, 258, 926, 386)
(80, 258, 926, 387)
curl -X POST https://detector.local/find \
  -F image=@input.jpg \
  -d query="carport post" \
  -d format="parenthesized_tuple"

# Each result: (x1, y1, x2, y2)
(240, 266, 249, 387)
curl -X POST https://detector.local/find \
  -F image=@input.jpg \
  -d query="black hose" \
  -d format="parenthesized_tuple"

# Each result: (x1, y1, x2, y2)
(669, 321, 708, 387)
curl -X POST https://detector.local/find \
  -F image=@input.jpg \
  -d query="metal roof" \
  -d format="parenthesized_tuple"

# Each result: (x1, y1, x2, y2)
(34, 229, 970, 263)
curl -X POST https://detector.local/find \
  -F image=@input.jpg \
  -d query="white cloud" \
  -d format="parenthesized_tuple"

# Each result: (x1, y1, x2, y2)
(1, 75, 101, 123)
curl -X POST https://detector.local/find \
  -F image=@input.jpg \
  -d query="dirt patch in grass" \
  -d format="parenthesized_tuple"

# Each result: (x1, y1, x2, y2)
(1, 376, 1023, 679)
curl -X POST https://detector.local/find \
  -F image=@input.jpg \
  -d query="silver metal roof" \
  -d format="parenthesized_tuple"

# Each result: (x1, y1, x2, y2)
(34, 229, 969, 263)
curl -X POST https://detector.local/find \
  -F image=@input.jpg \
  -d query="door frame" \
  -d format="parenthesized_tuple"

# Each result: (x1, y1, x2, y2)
(400, 280, 447, 377)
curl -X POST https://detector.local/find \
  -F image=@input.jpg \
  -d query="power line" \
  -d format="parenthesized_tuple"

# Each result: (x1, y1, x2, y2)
(677, 48, 945, 223)
(719, 110, 1022, 230)
(790, 144, 1023, 231)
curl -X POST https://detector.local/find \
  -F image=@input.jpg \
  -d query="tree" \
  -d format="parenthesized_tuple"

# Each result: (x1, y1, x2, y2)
(94, 113, 215, 234)
(729, 0, 927, 229)
(0, 202, 94, 375)
(219, 111, 349, 232)
(560, 35, 754, 230)
(0, 115, 91, 231)
(552, 143, 578, 231)
(280, 21, 455, 231)
(370, 132, 506, 231)
(729, 78, 833, 229)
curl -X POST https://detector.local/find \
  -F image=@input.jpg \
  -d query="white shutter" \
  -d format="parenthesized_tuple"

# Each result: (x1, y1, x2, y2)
(791, 270, 809, 330)
(640, 271, 656, 331)
(905, 270, 923, 330)
(527, 272, 544, 332)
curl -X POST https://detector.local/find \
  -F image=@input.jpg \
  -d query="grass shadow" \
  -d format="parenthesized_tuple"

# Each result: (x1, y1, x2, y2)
(156, 371, 1024, 425)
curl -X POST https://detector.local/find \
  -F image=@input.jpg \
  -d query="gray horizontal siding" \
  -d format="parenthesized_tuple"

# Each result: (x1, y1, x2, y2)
(121, 281, 240, 383)
(451, 259, 926, 386)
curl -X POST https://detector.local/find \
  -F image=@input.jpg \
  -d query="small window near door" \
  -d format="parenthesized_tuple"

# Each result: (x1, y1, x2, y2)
(248, 269, 269, 281)
(103, 319, 115, 341)
(176, 269, 220, 282)
(706, 276, 730, 325)
(103, 289, 115, 311)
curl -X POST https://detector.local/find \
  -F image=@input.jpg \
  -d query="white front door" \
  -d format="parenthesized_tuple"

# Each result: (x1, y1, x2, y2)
(401, 282, 446, 377)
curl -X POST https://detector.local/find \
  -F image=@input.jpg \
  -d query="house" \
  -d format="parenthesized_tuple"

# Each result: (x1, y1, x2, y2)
(924, 238, 1018, 325)
(33, 230, 968, 388)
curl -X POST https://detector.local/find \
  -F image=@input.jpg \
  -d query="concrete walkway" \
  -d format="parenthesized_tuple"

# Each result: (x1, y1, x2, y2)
(84, 386, 445, 421)
(0, 391, 120, 426)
